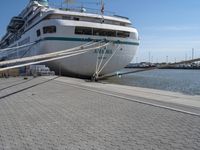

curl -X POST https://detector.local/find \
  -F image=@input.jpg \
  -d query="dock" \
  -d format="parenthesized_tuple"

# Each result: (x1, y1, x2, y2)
(0, 76, 199, 150)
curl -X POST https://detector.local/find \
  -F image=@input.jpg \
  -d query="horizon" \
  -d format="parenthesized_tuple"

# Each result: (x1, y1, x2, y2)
(0, 0, 200, 63)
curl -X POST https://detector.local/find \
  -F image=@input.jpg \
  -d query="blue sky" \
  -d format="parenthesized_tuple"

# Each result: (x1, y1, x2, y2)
(1, 0, 200, 62)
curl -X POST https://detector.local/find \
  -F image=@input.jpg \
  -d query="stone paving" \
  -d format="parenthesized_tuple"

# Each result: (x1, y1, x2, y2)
(0, 77, 200, 150)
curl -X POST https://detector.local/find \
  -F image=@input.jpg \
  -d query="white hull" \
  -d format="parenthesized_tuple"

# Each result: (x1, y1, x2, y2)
(39, 40, 137, 77)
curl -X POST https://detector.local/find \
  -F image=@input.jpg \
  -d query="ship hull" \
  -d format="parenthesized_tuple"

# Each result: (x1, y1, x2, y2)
(37, 38, 138, 77)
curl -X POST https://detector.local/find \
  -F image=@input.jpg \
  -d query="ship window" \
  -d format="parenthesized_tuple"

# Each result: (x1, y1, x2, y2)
(43, 26, 56, 34)
(120, 22, 126, 26)
(6, 39, 9, 46)
(73, 17, 80, 21)
(75, 27, 92, 35)
(62, 15, 71, 20)
(75, 27, 129, 38)
(117, 31, 130, 38)
(37, 29, 41, 37)
(93, 29, 116, 37)
(107, 30, 116, 37)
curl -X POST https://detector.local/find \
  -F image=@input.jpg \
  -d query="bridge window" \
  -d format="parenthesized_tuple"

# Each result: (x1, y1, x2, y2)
(43, 26, 56, 34)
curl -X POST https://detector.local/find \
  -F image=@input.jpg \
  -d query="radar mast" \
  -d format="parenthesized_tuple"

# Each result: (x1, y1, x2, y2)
(30, 0, 49, 6)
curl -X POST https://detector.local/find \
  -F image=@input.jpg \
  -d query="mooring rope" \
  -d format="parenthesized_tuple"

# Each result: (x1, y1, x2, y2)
(0, 42, 110, 72)
(92, 44, 108, 79)
(0, 41, 38, 53)
(97, 44, 120, 75)
(0, 41, 104, 66)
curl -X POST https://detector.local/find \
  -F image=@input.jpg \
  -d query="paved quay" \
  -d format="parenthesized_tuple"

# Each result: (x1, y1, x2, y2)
(0, 76, 200, 150)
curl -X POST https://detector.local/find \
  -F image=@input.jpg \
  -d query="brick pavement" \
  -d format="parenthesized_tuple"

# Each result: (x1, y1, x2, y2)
(0, 77, 199, 150)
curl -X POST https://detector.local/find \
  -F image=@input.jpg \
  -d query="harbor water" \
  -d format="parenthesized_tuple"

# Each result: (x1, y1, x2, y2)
(105, 69, 200, 96)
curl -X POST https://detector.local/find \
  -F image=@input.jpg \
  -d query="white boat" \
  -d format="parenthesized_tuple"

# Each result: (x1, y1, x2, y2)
(0, 0, 139, 78)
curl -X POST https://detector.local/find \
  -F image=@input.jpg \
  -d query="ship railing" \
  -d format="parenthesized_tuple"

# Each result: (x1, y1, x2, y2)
(61, 7, 116, 16)
(49, 2, 116, 17)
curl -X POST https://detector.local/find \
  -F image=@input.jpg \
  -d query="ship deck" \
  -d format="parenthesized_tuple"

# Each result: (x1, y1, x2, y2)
(0, 76, 199, 149)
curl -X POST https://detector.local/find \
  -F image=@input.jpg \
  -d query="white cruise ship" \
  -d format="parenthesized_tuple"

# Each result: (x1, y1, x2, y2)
(0, 0, 139, 78)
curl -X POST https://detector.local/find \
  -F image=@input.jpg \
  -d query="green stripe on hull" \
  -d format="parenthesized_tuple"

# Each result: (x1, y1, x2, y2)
(42, 37, 140, 46)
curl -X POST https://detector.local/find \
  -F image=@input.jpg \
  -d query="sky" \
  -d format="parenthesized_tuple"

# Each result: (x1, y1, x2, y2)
(0, 0, 200, 63)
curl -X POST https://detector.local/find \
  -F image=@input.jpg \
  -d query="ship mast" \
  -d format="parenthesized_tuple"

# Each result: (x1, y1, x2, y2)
(100, 0, 104, 15)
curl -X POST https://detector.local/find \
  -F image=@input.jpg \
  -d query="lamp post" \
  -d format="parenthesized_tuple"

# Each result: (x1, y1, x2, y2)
(166, 56, 168, 64)
(148, 51, 151, 63)
(192, 48, 194, 60)
(185, 53, 188, 61)
(136, 57, 138, 63)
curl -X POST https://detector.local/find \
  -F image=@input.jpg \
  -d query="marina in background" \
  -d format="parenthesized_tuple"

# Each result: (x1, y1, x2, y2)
(105, 69, 200, 95)
(126, 62, 200, 69)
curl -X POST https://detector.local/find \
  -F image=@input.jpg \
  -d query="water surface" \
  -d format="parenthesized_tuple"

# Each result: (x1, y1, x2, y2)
(105, 69, 200, 95)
